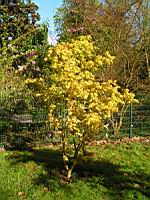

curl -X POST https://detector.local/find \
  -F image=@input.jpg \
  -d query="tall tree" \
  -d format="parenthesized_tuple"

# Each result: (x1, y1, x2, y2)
(55, 0, 150, 94)
(0, 0, 40, 63)
(55, 0, 100, 41)
(0, 0, 49, 96)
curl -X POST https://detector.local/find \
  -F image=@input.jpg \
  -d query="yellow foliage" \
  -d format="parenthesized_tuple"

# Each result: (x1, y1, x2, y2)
(25, 35, 138, 138)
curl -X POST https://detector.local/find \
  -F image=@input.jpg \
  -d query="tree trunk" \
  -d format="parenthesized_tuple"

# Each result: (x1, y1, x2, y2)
(67, 169, 72, 180)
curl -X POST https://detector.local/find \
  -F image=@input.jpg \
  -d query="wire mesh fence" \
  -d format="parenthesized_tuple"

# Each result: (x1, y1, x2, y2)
(0, 95, 49, 149)
(0, 95, 150, 149)
(98, 104, 150, 140)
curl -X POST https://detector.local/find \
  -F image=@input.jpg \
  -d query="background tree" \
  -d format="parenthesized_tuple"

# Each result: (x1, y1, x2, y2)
(0, 0, 50, 149)
(0, 0, 49, 97)
(55, 0, 150, 99)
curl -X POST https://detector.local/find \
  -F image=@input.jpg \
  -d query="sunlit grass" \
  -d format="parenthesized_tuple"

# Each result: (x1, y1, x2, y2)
(0, 141, 150, 200)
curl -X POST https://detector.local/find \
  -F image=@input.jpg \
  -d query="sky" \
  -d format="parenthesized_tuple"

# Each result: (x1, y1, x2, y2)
(32, 0, 63, 33)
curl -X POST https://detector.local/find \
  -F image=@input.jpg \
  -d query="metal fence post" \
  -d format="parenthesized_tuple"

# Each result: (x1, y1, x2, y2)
(129, 104, 133, 138)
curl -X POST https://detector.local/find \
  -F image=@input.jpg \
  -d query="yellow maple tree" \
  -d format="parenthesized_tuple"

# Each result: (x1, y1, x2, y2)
(26, 35, 138, 179)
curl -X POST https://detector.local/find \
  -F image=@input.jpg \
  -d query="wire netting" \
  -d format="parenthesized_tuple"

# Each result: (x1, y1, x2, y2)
(0, 95, 150, 149)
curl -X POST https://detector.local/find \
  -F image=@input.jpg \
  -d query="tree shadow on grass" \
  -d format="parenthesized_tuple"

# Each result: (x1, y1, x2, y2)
(75, 159, 150, 199)
(9, 148, 150, 199)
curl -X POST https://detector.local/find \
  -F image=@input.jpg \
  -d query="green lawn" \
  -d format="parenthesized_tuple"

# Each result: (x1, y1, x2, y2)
(0, 141, 150, 200)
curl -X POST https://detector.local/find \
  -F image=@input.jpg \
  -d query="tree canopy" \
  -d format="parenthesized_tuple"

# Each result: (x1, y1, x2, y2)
(55, 0, 150, 94)
(0, 0, 49, 96)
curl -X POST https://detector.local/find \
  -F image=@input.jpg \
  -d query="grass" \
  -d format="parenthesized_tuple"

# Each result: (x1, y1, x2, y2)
(0, 141, 150, 200)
